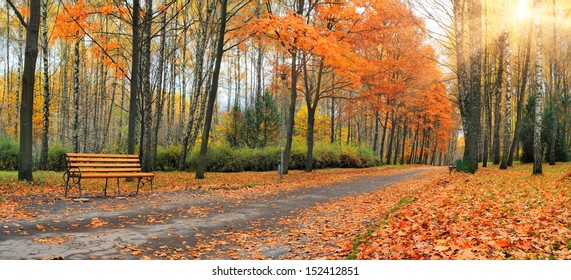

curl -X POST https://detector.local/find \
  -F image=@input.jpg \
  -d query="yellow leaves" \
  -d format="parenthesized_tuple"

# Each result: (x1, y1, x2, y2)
(33, 235, 73, 245)
(86, 217, 108, 228)
(294, 106, 330, 141)
(117, 243, 144, 256)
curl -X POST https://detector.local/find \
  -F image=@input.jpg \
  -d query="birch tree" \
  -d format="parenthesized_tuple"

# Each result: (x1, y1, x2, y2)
(533, 0, 544, 175)
(500, 0, 513, 170)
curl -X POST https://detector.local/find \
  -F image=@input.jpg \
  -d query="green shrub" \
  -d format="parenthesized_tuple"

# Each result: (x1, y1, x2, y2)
(185, 141, 380, 172)
(156, 145, 182, 171)
(201, 144, 237, 172)
(235, 147, 279, 171)
(0, 138, 19, 171)
(339, 148, 361, 168)
(356, 146, 380, 167)
(313, 144, 341, 169)
(289, 141, 306, 170)
(48, 144, 68, 171)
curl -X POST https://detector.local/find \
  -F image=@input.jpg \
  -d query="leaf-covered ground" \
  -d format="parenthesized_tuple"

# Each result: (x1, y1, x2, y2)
(1, 163, 569, 260)
(355, 163, 571, 260)
(174, 163, 571, 260)
(0, 166, 411, 221)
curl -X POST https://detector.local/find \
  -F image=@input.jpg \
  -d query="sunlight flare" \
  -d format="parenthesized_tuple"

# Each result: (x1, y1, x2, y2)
(514, 0, 533, 21)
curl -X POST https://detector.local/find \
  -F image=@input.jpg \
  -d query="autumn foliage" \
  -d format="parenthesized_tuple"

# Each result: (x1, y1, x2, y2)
(355, 163, 571, 260)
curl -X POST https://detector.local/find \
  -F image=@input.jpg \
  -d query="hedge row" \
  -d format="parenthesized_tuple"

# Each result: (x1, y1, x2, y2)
(0, 139, 380, 172)
(0, 138, 69, 171)
(180, 142, 380, 172)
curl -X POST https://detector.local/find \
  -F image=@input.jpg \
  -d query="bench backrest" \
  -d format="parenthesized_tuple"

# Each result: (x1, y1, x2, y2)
(63, 153, 142, 174)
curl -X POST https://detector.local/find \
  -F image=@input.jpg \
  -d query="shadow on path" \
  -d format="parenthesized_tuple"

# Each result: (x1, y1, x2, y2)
(0, 167, 436, 259)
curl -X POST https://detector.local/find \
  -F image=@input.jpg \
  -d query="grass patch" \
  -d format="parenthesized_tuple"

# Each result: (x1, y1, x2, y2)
(347, 195, 418, 259)
(0, 171, 17, 180)
(210, 185, 256, 191)
(396, 195, 417, 207)
(347, 225, 380, 260)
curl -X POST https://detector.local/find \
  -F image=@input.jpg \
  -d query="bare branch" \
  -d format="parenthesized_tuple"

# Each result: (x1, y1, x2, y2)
(6, 0, 28, 29)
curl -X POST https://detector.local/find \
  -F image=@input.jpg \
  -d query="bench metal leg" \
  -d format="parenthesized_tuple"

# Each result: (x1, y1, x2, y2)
(135, 177, 154, 195)
(64, 179, 70, 198)
(136, 178, 142, 194)
(104, 178, 108, 196)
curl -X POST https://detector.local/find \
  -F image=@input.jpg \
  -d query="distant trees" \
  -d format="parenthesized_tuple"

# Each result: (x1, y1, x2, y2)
(0, 0, 472, 178)
(414, 0, 570, 175)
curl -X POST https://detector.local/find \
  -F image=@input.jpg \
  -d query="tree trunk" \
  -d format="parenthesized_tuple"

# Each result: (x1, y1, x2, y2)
(431, 139, 438, 165)
(59, 44, 69, 144)
(152, 0, 168, 169)
(533, 0, 544, 175)
(330, 98, 335, 143)
(380, 111, 389, 162)
(508, 16, 534, 166)
(283, 0, 305, 174)
(39, 0, 49, 170)
(386, 112, 396, 165)
(493, 35, 505, 165)
(400, 122, 407, 165)
(178, 1, 213, 170)
(14, 26, 24, 140)
(393, 125, 400, 165)
(500, 15, 513, 170)
(418, 130, 427, 164)
(303, 57, 324, 172)
(282, 50, 298, 174)
(305, 107, 316, 172)
(482, 6, 491, 168)
(180, 15, 188, 135)
(140, 0, 153, 172)
(128, 0, 140, 157)
(72, 39, 80, 153)
(16, 0, 41, 181)
(458, 0, 482, 173)
(548, 0, 558, 166)
(1, 3, 9, 136)
(196, 0, 228, 179)
(409, 122, 419, 164)
(373, 111, 379, 154)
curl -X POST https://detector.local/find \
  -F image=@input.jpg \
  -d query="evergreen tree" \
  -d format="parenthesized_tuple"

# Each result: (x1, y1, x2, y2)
(520, 94, 536, 163)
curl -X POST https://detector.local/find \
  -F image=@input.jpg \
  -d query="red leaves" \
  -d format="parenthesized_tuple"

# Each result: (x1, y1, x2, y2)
(52, 0, 91, 43)
(494, 240, 511, 249)
(357, 163, 571, 260)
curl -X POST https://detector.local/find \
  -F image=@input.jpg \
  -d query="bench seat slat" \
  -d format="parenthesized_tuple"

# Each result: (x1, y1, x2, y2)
(68, 157, 140, 163)
(65, 153, 139, 159)
(72, 168, 144, 173)
(75, 172, 155, 179)
(69, 163, 141, 168)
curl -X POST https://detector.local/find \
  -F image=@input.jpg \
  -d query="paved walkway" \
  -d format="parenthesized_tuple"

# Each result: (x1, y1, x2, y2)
(0, 167, 435, 260)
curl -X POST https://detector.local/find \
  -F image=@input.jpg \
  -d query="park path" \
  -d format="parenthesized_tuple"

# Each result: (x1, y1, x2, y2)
(0, 166, 436, 260)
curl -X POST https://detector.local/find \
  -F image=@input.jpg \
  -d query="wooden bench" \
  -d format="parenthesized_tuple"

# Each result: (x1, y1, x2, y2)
(448, 165, 457, 174)
(62, 153, 155, 198)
